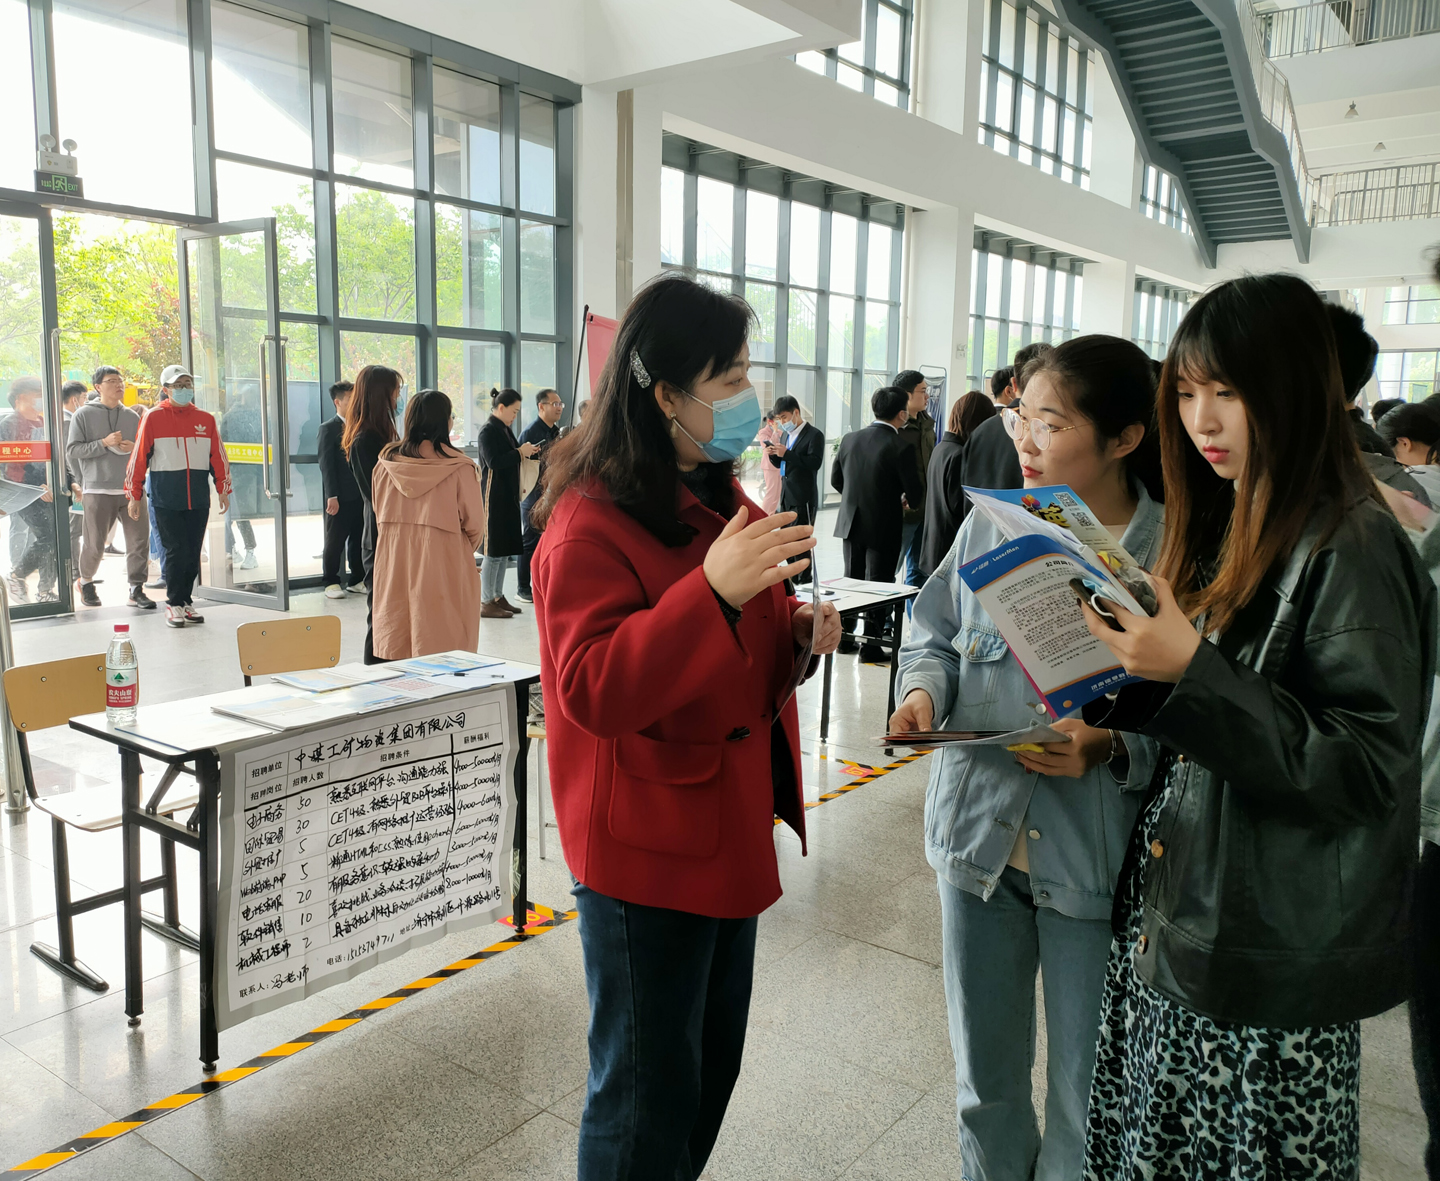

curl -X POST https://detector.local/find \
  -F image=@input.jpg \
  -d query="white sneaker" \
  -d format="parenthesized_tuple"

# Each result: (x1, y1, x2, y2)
(345, 582, 367, 595)
(165, 604, 186, 628)
(240, 550, 258, 570)
(324, 584, 345, 599)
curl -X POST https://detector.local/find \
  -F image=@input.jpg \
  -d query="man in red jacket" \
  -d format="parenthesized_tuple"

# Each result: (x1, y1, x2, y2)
(125, 365, 231, 628)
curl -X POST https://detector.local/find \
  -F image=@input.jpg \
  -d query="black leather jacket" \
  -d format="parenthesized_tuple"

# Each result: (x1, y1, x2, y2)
(1087, 495, 1436, 1028)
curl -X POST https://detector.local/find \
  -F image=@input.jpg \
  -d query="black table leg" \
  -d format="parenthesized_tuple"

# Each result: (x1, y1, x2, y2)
(819, 649, 834, 744)
(197, 751, 220, 1072)
(512, 683, 530, 937)
(886, 601, 905, 755)
(121, 747, 144, 1027)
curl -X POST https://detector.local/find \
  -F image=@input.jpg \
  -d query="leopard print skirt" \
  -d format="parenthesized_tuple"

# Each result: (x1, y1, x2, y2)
(1083, 756, 1361, 1180)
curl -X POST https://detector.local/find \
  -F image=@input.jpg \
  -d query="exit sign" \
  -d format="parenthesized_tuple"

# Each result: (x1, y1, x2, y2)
(35, 171, 83, 197)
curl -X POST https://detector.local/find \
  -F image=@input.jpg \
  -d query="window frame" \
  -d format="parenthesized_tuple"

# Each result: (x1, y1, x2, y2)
(1, 0, 579, 454)
(977, 0, 1094, 190)
(661, 133, 905, 501)
(793, 0, 913, 109)
(967, 228, 1086, 389)
(1132, 277, 1196, 360)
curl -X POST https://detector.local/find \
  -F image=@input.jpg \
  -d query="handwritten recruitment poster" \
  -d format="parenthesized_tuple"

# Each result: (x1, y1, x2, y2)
(215, 686, 516, 1030)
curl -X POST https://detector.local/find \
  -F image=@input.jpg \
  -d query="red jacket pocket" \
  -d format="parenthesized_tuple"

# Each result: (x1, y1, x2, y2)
(608, 732, 724, 858)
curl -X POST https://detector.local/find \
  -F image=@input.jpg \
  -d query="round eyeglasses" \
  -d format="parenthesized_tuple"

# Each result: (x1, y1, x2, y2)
(1003, 407, 1080, 451)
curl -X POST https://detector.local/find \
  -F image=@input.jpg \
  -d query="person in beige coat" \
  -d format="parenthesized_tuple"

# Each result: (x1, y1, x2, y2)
(370, 389, 483, 660)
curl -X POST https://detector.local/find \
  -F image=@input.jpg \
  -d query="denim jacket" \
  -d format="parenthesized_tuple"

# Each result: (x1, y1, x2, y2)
(898, 484, 1165, 921)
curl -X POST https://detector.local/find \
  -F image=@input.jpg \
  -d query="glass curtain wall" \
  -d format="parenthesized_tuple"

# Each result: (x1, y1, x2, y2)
(1140, 165, 1192, 236)
(660, 133, 904, 499)
(1132, 278, 1195, 360)
(1376, 350, 1440, 401)
(794, 0, 914, 108)
(1383, 284, 1440, 325)
(978, 0, 1094, 188)
(967, 229, 1084, 389)
(0, 0, 574, 605)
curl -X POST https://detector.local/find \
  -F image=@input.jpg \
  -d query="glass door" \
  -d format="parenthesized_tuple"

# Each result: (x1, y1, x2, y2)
(178, 219, 289, 611)
(0, 205, 70, 620)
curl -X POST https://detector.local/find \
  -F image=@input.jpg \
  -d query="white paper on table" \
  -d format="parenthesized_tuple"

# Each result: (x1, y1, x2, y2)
(381, 675, 474, 701)
(269, 662, 404, 693)
(822, 576, 915, 596)
(209, 686, 354, 730)
(388, 651, 503, 676)
(112, 702, 272, 752)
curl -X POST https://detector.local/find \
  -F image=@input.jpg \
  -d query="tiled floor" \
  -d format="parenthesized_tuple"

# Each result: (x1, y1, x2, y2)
(0, 514, 1428, 1179)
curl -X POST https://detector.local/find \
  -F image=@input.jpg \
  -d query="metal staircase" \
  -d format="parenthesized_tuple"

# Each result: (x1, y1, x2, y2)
(1049, 0, 1316, 265)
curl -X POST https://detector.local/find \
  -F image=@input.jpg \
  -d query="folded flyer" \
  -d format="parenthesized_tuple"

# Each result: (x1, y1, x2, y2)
(958, 485, 1159, 717)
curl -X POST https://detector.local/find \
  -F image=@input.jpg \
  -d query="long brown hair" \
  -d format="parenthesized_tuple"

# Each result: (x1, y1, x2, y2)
(534, 273, 753, 545)
(1156, 274, 1375, 634)
(342, 365, 401, 458)
(948, 389, 996, 441)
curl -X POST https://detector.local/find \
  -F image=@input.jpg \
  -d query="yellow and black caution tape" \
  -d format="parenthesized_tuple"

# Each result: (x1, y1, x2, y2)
(775, 748, 930, 826)
(5, 905, 576, 1178)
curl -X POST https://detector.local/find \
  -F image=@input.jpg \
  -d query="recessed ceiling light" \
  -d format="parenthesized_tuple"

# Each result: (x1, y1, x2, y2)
(1345, 102, 1359, 119)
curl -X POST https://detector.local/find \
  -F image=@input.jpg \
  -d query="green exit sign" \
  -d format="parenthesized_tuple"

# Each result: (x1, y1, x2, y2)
(35, 171, 83, 197)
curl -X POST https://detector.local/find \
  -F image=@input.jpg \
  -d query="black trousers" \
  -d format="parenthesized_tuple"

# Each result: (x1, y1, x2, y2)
(573, 881, 757, 1180)
(153, 506, 208, 607)
(843, 536, 901, 641)
(517, 499, 541, 594)
(781, 494, 816, 584)
(13, 498, 57, 595)
(1412, 840, 1440, 1179)
(322, 498, 365, 587)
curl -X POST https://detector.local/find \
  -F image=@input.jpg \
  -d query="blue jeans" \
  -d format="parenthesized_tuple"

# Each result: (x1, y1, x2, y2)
(937, 868, 1113, 1181)
(573, 881, 757, 1181)
(481, 554, 506, 601)
(899, 519, 924, 615)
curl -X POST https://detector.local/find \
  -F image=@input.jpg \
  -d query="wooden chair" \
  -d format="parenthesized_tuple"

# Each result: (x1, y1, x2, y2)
(236, 615, 342, 685)
(4, 655, 200, 992)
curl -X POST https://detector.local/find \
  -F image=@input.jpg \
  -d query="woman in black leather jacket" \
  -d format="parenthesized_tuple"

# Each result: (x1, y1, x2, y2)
(1075, 274, 1436, 1177)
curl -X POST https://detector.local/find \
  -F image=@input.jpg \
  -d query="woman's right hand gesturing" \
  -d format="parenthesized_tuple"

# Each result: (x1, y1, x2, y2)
(889, 688, 934, 734)
(704, 507, 816, 608)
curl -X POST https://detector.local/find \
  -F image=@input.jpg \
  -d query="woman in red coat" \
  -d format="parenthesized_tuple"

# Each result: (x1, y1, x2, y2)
(532, 274, 840, 1179)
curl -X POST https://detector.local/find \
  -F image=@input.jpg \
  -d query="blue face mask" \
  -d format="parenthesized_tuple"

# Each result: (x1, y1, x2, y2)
(780, 418, 799, 434)
(678, 385, 762, 463)
(168, 387, 194, 406)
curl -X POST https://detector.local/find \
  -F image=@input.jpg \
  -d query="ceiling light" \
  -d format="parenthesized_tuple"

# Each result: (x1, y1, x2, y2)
(1345, 102, 1359, 119)
(1375, 141, 1387, 151)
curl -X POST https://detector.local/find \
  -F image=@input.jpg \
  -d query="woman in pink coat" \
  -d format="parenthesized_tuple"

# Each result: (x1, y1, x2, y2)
(756, 412, 784, 514)
(370, 389, 484, 660)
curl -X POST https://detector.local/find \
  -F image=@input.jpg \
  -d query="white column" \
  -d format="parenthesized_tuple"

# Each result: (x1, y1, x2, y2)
(577, 86, 619, 325)
(1078, 257, 1135, 339)
(1088, 60, 1138, 211)
(903, 203, 975, 413)
(630, 85, 664, 293)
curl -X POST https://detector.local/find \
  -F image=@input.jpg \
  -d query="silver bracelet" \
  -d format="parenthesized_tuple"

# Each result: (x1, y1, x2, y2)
(1102, 728, 1122, 765)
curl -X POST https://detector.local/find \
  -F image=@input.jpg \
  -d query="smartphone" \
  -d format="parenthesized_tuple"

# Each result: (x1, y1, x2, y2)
(1069, 577, 1124, 632)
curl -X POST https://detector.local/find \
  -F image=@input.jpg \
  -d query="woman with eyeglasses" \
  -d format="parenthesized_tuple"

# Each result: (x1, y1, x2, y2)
(890, 336, 1165, 1180)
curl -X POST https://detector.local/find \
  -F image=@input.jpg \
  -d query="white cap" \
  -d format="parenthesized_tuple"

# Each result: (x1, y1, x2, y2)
(160, 364, 192, 387)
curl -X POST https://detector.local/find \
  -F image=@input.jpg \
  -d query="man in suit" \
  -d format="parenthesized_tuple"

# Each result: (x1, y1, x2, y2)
(830, 385, 923, 661)
(516, 387, 564, 603)
(318, 381, 366, 598)
(764, 395, 824, 584)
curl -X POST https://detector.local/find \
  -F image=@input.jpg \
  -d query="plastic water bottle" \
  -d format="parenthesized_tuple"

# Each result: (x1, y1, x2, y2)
(106, 624, 139, 727)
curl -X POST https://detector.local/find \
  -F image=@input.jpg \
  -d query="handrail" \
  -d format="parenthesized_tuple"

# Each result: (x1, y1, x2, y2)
(1235, 0, 1324, 225)
(1312, 161, 1440, 225)
(1260, 0, 1440, 58)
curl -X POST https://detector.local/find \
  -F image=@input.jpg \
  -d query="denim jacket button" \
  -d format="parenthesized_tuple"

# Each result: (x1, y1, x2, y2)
(1028, 828, 1041, 840)
(1136, 935, 1149, 955)
(1033, 703, 1047, 715)
(1037, 889, 1050, 900)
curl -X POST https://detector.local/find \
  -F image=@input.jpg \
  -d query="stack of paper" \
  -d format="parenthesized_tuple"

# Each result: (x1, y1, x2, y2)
(269, 662, 403, 692)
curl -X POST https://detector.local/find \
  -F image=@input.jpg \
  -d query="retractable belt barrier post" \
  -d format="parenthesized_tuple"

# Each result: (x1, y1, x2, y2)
(0, 579, 28, 813)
